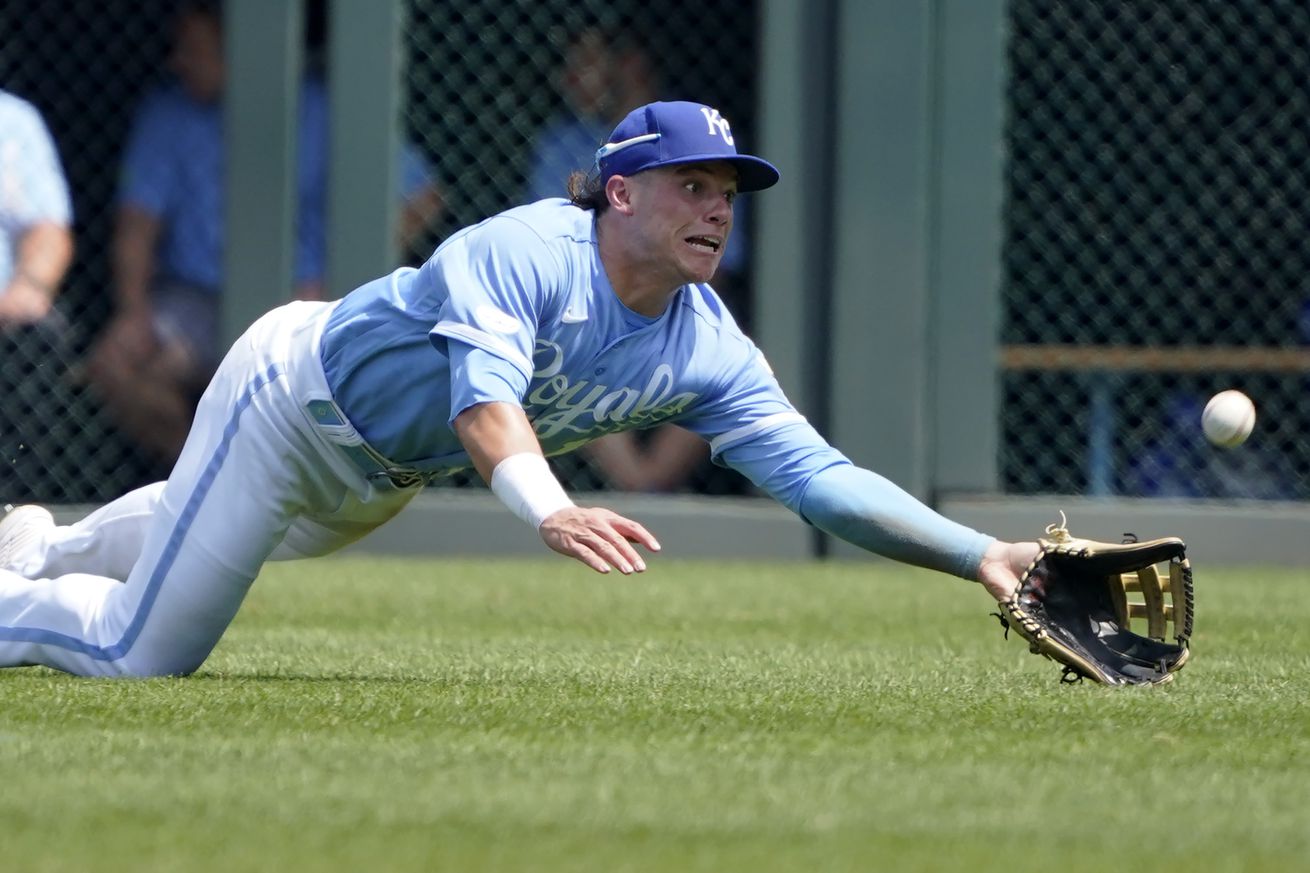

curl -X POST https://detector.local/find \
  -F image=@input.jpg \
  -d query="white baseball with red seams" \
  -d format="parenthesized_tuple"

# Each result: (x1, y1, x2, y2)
(1201, 390, 1256, 448)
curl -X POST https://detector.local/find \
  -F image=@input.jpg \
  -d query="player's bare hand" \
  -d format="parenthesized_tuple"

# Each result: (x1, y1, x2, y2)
(539, 506, 661, 575)
(976, 539, 1040, 603)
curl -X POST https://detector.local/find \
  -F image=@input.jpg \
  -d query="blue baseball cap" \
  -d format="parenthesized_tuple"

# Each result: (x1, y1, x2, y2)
(595, 101, 780, 193)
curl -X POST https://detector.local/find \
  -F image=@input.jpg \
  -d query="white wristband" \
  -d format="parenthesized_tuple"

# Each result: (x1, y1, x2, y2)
(489, 453, 575, 529)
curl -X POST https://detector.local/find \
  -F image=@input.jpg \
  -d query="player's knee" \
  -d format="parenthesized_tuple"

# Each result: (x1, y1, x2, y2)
(109, 649, 205, 679)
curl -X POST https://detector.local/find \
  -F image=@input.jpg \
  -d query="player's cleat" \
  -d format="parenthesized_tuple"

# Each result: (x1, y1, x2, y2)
(0, 504, 55, 570)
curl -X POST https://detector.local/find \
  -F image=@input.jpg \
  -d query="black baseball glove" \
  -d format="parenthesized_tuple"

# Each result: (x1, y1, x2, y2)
(994, 515, 1194, 685)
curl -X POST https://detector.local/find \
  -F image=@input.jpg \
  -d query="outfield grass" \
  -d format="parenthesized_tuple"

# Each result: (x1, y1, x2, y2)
(1, 555, 1307, 872)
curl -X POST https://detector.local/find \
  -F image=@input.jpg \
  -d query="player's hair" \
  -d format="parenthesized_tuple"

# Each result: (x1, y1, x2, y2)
(567, 170, 610, 213)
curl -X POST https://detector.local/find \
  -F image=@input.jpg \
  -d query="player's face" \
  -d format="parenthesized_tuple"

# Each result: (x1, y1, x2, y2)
(632, 162, 737, 285)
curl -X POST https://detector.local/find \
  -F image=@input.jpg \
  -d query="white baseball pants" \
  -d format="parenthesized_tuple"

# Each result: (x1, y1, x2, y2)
(0, 301, 420, 676)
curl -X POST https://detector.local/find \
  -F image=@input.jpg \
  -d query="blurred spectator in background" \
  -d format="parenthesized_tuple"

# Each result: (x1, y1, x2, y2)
(0, 88, 77, 500)
(87, 0, 443, 472)
(528, 26, 752, 495)
(525, 27, 658, 203)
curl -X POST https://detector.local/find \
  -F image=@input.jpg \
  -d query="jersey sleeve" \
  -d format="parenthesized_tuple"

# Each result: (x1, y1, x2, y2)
(678, 340, 848, 512)
(798, 464, 994, 579)
(682, 335, 992, 577)
(446, 340, 533, 424)
(427, 216, 563, 386)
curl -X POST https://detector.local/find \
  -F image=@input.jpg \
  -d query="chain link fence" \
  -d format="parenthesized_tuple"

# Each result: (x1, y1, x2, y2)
(0, 0, 759, 504)
(10, 0, 1303, 507)
(1, 0, 179, 503)
(1003, 0, 1310, 498)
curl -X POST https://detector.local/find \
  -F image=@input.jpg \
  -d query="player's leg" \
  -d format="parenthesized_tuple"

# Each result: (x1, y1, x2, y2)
(6, 296, 412, 578)
(0, 443, 302, 676)
(0, 303, 344, 676)
(271, 485, 418, 561)
(2, 471, 336, 583)
(1, 483, 166, 582)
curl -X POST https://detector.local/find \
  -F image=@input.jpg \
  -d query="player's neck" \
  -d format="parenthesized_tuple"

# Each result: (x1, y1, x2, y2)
(609, 274, 678, 318)
(596, 216, 681, 318)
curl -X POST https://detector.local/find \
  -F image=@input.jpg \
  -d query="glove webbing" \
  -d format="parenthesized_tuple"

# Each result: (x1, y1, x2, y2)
(1112, 559, 1193, 644)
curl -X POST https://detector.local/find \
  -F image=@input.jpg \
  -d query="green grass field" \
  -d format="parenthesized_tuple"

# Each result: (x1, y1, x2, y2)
(2, 556, 1307, 872)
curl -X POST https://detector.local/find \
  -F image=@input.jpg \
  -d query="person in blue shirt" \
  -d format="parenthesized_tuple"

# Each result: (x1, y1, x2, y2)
(0, 89, 77, 500)
(0, 100, 1038, 678)
(86, 0, 443, 471)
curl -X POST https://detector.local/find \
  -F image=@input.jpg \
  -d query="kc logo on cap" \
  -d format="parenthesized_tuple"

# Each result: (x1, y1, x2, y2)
(699, 107, 735, 146)
(595, 101, 780, 193)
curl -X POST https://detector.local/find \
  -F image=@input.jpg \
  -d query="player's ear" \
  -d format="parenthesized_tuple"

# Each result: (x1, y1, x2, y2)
(606, 175, 637, 215)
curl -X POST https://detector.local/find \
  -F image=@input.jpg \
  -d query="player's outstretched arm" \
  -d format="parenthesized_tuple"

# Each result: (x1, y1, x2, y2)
(797, 463, 1036, 598)
(453, 401, 661, 575)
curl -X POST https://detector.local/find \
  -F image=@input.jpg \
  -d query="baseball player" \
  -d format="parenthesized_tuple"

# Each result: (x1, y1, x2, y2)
(0, 101, 1039, 677)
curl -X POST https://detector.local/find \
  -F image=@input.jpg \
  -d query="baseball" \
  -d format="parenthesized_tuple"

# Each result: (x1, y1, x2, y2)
(1201, 390, 1256, 448)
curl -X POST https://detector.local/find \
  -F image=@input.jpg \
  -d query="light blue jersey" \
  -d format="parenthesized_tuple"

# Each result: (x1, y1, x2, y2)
(323, 199, 839, 507)
(322, 198, 992, 575)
